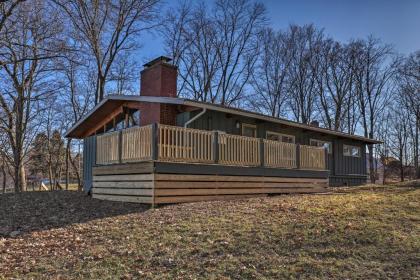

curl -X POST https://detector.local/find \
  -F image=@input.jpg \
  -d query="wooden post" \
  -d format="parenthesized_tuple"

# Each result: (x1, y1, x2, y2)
(259, 138, 264, 167)
(118, 130, 123, 163)
(296, 144, 301, 169)
(324, 147, 328, 170)
(213, 131, 219, 163)
(151, 123, 158, 160)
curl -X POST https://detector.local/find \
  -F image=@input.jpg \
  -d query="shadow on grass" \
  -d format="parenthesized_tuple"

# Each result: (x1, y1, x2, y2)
(0, 191, 149, 237)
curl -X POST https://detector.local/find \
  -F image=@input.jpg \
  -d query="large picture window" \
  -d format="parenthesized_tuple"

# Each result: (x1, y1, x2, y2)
(266, 131, 295, 143)
(310, 139, 332, 154)
(343, 144, 361, 157)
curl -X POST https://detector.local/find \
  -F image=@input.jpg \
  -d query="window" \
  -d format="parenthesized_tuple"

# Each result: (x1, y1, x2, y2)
(242, 123, 257, 137)
(343, 144, 361, 157)
(266, 131, 295, 143)
(310, 139, 332, 154)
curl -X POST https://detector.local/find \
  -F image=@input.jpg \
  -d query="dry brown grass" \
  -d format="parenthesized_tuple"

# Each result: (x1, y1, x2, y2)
(0, 183, 419, 279)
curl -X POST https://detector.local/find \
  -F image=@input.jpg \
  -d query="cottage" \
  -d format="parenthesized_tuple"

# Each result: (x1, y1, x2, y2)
(66, 56, 380, 205)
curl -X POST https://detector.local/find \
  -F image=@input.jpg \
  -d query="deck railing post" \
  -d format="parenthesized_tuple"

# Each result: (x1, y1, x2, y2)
(151, 123, 158, 160)
(324, 147, 328, 170)
(118, 130, 123, 163)
(259, 138, 264, 167)
(296, 144, 301, 169)
(213, 131, 219, 163)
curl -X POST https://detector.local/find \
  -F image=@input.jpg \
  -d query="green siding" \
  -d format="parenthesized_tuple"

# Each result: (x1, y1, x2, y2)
(177, 110, 368, 186)
(82, 110, 368, 188)
(83, 136, 96, 193)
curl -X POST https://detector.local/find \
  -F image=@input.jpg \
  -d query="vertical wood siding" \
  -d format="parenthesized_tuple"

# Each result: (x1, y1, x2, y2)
(83, 136, 96, 192)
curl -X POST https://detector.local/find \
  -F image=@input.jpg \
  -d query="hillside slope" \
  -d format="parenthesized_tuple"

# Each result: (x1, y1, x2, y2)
(0, 184, 419, 279)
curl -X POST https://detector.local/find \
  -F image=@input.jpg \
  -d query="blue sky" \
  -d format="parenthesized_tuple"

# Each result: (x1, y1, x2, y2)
(139, 0, 420, 63)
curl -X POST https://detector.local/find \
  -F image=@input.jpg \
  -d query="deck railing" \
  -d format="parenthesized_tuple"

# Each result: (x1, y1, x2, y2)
(96, 131, 120, 165)
(264, 139, 297, 168)
(95, 123, 327, 170)
(218, 133, 260, 166)
(121, 125, 153, 162)
(158, 124, 214, 163)
(299, 145, 326, 170)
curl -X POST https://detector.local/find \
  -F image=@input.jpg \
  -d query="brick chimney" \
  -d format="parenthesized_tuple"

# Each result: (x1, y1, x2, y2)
(140, 56, 177, 98)
(139, 56, 178, 126)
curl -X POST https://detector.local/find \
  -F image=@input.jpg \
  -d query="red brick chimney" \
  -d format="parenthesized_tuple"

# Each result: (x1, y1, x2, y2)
(139, 56, 178, 126)
(140, 56, 177, 98)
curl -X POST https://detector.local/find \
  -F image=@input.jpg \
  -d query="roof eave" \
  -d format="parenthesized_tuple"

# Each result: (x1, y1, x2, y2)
(65, 96, 186, 138)
(66, 95, 381, 144)
(183, 100, 382, 144)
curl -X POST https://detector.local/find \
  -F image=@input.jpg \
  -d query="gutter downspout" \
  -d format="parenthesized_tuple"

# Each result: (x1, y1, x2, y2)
(184, 108, 207, 128)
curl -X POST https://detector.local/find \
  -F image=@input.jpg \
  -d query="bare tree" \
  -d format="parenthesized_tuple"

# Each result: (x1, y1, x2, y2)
(0, 0, 25, 35)
(108, 52, 139, 95)
(0, 152, 7, 193)
(249, 28, 293, 117)
(0, 0, 63, 192)
(42, 102, 67, 190)
(316, 40, 355, 131)
(352, 36, 397, 183)
(55, 0, 160, 104)
(388, 107, 410, 182)
(376, 110, 391, 184)
(58, 58, 95, 190)
(397, 51, 420, 179)
(165, 2, 220, 101)
(287, 24, 324, 124)
(213, 0, 266, 105)
(163, 0, 266, 105)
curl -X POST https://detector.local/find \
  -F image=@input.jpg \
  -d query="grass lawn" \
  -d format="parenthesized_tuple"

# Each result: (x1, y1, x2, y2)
(0, 183, 419, 279)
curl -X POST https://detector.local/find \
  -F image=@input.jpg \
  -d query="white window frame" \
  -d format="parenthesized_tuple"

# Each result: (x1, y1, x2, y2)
(343, 144, 361, 157)
(310, 139, 332, 154)
(241, 123, 257, 137)
(266, 131, 295, 143)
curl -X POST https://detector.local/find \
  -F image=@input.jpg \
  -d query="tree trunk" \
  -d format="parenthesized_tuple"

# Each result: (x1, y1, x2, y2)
(400, 151, 404, 182)
(20, 164, 26, 192)
(69, 154, 82, 191)
(1, 164, 6, 194)
(368, 144, 376, 184)
(415, 117, 419, 179)
(13, 160, 27, 192)
(48, 164, 54, 191)
(65, 140, 71, 190)
(97, 73, 106, 104)
(382, 161, 387, 185)
(13, 157, 20, 192)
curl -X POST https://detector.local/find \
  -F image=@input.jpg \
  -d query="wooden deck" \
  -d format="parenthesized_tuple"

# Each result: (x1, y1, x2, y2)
(92, 162, 328, 205)
(91, 124, 329, 204)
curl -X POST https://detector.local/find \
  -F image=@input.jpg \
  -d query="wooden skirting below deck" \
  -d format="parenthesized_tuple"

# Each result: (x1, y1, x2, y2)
(92, 162, 328, 205)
